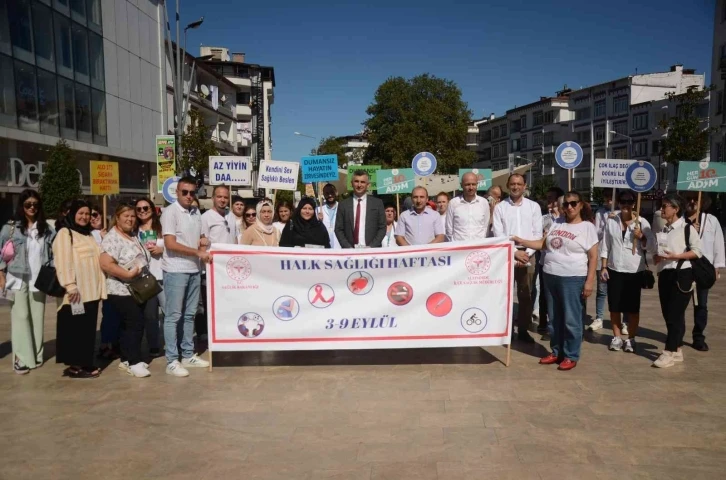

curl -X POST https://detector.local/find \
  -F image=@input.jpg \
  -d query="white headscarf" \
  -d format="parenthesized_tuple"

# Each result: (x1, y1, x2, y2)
(255, 200, 275, 234)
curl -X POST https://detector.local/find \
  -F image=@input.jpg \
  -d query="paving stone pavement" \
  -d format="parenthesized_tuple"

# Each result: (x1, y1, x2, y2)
(1, 282, 725, 480)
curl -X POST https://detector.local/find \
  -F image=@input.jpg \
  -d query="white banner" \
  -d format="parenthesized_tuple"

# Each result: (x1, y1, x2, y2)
(209, 156, 251, 186)
(206, 240, 514, 352)
(593, 158, 635, 188)
(257, 160, 300, 191)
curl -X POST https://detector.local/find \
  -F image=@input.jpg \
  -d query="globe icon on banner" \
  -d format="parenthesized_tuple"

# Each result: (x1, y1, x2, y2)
(631, 167, 652, 187)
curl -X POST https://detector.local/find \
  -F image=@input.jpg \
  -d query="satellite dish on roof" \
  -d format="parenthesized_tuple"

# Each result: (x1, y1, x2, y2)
(220, 131, 228, 141)
(200, 84, 210, 97)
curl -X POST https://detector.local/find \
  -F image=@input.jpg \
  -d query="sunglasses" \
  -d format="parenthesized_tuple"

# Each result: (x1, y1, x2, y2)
(244, 213, 257, 218)
(180, 189, 196, 197)
(619, 199, 635, 205)
(136, 206, 151, 213)
(91, 212, 100, 218)
(23, 202, 39, 209)
(563, 201, 579, 209)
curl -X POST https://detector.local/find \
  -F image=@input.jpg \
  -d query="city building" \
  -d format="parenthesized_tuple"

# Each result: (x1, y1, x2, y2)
(1, 0, 166, 219)
(710, 0, 726, 162)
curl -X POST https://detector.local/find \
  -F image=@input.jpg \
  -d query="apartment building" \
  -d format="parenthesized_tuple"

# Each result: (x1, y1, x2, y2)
(711, 0, 726, 162)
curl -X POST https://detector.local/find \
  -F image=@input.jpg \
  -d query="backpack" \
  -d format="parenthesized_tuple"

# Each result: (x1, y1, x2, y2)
(677, 221, 716, 290)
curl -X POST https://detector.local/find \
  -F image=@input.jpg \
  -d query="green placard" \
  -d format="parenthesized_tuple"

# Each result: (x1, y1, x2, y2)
(346, 165, 380, 192)
(459, 168, 493, 191)
(676, 161, 726, 192)
(376, 168, 415, 195)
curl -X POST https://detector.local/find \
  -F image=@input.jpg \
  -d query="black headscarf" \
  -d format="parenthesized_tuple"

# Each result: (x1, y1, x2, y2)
(291, 197, 321, 233)
(61, 199, 93, 236)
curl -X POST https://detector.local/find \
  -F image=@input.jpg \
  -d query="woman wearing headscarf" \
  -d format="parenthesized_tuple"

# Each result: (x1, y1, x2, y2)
(241, 199, 281, 246)
(53, 199, 107, 378)
(279, 198, 331, 248)
(0, 190, 55, 374)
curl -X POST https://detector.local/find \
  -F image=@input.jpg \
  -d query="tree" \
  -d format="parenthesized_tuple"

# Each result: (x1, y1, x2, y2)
(39, 140, 82, 218)
(179, 109, 218, 175)
(363, 74, 475, 173)
(314, 136, 348, 167)
(660, 86, 714, 165)
(529, 175, 557, 201)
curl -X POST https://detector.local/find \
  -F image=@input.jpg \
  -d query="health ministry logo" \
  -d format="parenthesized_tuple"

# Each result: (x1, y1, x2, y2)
(226, 256, 252, 284)
(465, 251, 491, 275)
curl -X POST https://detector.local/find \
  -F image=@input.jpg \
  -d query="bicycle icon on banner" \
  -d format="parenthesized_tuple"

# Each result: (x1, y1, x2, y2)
(460, 308, 487, 333)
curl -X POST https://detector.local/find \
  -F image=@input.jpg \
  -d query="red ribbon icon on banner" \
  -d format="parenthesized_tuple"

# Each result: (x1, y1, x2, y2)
(311, 284, 334, 305)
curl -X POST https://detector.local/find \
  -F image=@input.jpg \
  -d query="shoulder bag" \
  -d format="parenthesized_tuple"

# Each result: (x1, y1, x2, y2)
(677, 223, 716, 291)
(641, 255, 655, 289)
(0, 222, 16, 263)
(126, 237, 162, 304)
(34, 228, 70, 297)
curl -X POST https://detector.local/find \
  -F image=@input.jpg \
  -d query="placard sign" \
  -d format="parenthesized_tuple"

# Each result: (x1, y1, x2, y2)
(459, 168, 493, 191)
(301, 155, 339, 183)
(676, 161, 726, 192)
(593, 159, 636, 188)
(155, 135, 176, 192)
(377, 168, 415, 194)
(89, 161, 119, 195)
(206, 240, 513, 352)
(208, 156, 251, 186)
(257, 160, 299, 191)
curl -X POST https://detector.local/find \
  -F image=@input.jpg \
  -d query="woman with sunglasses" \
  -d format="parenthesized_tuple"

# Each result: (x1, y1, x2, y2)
(54, 199, 107, 378)
(241, 199, 280, 246)
(513, 191, 598, 371)
(242, 205, 257, 230)
(600, 190, 655, 353)
(136, 198, 166, 358)
(652, 194, 703, 368)
(89, 205, 107, 245)
(273, 201, 293, 235)
(0, 190, 55, 374)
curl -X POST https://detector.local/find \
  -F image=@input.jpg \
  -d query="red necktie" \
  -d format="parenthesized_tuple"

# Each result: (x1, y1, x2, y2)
(353, 199, 362, 245)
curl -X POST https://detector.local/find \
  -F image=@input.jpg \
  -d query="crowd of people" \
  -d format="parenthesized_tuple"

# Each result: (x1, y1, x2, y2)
(0, 169, 722, 377)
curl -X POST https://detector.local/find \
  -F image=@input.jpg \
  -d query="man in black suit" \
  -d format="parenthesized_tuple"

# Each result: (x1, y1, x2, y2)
(335, 170, 386, 248)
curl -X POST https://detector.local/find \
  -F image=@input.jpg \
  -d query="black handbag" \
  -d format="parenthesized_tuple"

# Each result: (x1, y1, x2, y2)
(34, 230, 68, 298)
(677, 222, 716, 290)
(126, 238, 162, 304)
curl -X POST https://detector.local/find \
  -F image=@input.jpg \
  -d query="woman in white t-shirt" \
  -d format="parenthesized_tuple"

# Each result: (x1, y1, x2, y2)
(513, 191, 599, 371)
(135, 198, 165, 359)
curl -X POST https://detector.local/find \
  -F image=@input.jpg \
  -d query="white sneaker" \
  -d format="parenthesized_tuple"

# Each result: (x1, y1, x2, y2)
(166, 360, 189, 377)
(653, 351, 675, 368)
(127, 362, 151, 378)
(621, 323, 629, 336)
(623, 338, 636, 353)
(587, 318, 603, 331)
(181, 354, 209, 368)
(673, 350, 684, 362)
(118, 360, 149, 371)
(609, 337, 624, 351)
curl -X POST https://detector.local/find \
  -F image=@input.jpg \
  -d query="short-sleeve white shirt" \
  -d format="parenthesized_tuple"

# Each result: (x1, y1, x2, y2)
(161, 201, 202, 273)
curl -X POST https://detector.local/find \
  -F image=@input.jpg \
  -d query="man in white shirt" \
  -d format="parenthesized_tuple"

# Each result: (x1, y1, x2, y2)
(446, 172, 490, 242)
(588, 189, 617, 332)
(201, 185, 238, 245)
(318, 183, 341, 249)
(160, 176, 211, 377)
(683, 192, 725, 351)
(436, 192, 450, 238)
(492, 174, 542, 343)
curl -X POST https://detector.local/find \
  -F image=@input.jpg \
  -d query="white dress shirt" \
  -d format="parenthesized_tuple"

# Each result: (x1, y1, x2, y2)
(445, 195, 490, 241)
(492, 196, 543, 257)
(656, 217, 702, 272)
(318, 202, 341, 249)
(352, 194, 367, 247)
(600, 214, 655, 273)
(382, 222, 397, 247)
(439, 213, 447, 239)
(202, 209, 238, 245)
(691, 213, 725, 269)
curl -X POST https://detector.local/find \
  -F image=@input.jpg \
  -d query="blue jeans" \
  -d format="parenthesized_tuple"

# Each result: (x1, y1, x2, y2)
(163, 271, 201, 364)
(595, 274, 607, 320)
(544, 273, 586, 361)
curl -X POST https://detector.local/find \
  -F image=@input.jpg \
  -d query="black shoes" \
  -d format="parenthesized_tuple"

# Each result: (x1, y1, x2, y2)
(692, 341, 709, 352)
(518, 332, 536, 344)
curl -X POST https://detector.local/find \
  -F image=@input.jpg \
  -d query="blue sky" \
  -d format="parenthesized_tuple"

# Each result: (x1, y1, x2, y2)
(181, 0, 715, 162)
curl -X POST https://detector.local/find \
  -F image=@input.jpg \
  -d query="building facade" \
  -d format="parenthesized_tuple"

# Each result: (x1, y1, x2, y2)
(0, 0, 165, 220)
(711, 0, 726, 163)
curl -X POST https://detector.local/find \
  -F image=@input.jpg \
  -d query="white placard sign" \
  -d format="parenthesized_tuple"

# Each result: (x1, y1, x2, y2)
(207, 240, 514, 352)
(593, 158, 636, 188)
(209, 156, 251, 186)
(257, 160, 300, 191)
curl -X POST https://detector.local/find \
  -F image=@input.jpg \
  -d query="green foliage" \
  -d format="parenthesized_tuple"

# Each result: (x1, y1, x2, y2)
(314, 136, 348, 166)
(659, 86, 715, 165)
(591, 187, 606, 204)
(179, 109, 218, 175)
(363, 74, 475, 173)
(39, 140, 82, 218)
(530, 175, 558, 201)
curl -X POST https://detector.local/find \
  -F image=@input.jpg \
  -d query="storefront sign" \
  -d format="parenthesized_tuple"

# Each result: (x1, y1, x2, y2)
(156, 135, 176, 192)
(257, 160, 299, 191)
(90, 161, 120, 195)
(676, 161, 726, 192)
(208, 156, 251, 186)
(206, 240, 513, 352)
(8, 157, 83, 189)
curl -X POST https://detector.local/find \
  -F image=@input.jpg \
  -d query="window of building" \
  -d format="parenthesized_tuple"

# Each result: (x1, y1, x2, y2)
(533, 132, 543, 146)
(695, 103, 709, 119)
(14, 59, 38, 131)
(511, 138, 520, 152)
(58, 76, 74, 137)
(613, 95, 628, 114)
(236, 91, 251, 104)
(575, 107, 590, 121)
(633, 140, 647, 157)
(32, 2, 55, 72)
(492, 127, 499, 140)
(544, 110, 554, 124)
(8, 0, 33, 64)
(717, 142, 723, 162)
(0, 0, 11, 56)
(89, 31, 103, 89)
(612, 147, 628, 159)
(69, 0, 85, 25)
(510, 119, 520, 133)
(75, 82, 91, 142)
(575, 130, 589, 144)
(544, 132, 554, 146)
(652, 140, 663, 156)
(493, 144, 499, 158)
(36, 67, 58, 135)
(86, 0, 102, 33)
(718, 91, 724, 115)
(594, 100, 606, 117)
(520, 135, 527, 150)
(71, 25, 89, 84)
(481, 129, 491, 142)
(520, 115, 527, 129)
(613, 121, 628, 136)
(0, 54, 16, 127)
(594, 126, 605, 141)
(500, 125, 507, 137)
(91, 87, 105, 145)
(54, 12, 73, 78)
(632, 112, 648, 130)
(533, 110, 543, 126)
(53, 0, 69, 11)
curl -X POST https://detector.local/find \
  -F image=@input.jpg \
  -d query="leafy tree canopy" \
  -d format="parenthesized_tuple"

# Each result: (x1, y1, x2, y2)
(39, 140, 82, 218)
(660, 86, 714, 164)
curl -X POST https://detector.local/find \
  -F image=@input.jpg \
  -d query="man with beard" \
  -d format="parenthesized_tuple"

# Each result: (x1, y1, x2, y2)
(318, 183, 341, 249)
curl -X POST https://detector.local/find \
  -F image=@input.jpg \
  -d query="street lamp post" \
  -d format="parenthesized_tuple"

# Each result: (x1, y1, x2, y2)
(609, 130, 633, 158)
(294, 131, 319, 155)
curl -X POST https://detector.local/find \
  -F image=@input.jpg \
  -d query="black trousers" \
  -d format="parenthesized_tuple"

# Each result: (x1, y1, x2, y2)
(658, 269, 693, 352)
(108, 295, 146, 365)
(56, 300, 100, 368)
(142, 294, 161, 350)
(693, 286, 709, 343)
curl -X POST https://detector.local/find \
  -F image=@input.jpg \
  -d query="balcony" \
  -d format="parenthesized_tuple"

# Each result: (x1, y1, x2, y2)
(720, 56, 726, 79)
